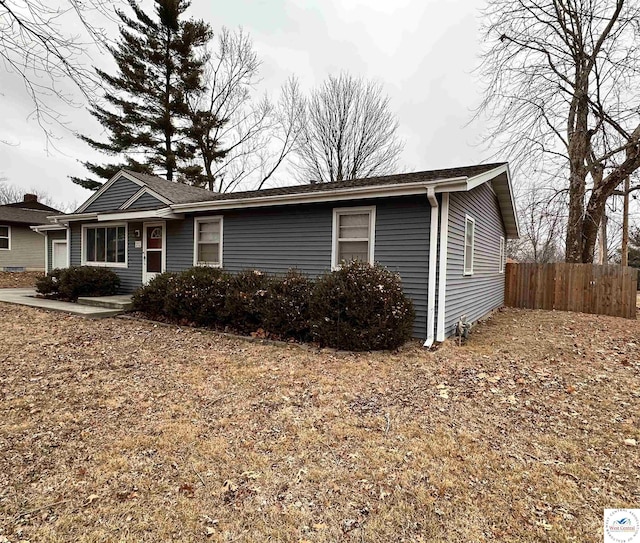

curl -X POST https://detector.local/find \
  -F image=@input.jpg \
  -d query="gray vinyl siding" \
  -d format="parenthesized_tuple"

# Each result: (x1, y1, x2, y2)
(222, 204, 333, 275)
(84, 177, 140, 213)
(70, 222, 143, 292)
(68, 194, 432, 338)
(46, 229, 67, 272)
(166, 219, 194, 272)
(0, 224, 45, 270)
(444, 184, 506, 336)
(370, 199, 430, 339)
(176, 197, 430, 338)
(126, 193, 166, 210)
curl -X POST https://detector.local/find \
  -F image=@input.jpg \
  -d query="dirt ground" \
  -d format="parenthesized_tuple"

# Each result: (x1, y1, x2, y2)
(0, 304, 638, 543)
(0, 272, 43, 289)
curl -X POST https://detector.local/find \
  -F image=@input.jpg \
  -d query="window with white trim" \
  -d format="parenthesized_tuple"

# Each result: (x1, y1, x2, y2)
(463, 216, 475, 275)
(0, 225, 9, 250)
(332, 207, 375, 268)
(499, 236, 505, 273)
(194, 217, 222, 267)
(84, 225, 126, 265)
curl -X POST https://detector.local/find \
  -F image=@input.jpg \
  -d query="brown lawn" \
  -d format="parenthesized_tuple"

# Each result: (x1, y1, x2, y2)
(0, 303, 639, 542)
(0, 272, 43, 289)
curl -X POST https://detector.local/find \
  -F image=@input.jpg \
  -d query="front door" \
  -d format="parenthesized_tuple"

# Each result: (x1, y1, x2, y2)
(143, 222, 165, 284)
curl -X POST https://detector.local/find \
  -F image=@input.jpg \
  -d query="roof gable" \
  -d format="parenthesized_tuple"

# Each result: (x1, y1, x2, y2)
(75, 170, 215, 214)
(80, 175, 143, 213)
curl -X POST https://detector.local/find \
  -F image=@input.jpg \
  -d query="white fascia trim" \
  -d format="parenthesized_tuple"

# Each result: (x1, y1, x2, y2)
(465, 164, 509, 190)
(96, 208, 184, 222)
(504, 164, 520, 238)
(120, 186, 172, 210)
(465, 164, 520, 239)
(48, 212, 98, 223)
(30, 224, 67, 233)
(331, 206, 376, 270)
(436, 193, 449, 342)
(193, 215, 224, 268)
(171, 177, 468, 213)
(424, 188, 439, 348)
(75, 170, 145, 214)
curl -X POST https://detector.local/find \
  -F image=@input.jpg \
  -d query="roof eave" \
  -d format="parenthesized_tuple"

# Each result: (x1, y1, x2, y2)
(170, 176, 470, 213)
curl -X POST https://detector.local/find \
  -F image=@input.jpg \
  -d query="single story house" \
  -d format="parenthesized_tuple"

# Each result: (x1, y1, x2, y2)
(0, 195, 62, 271)
(37, 163, 519, 345)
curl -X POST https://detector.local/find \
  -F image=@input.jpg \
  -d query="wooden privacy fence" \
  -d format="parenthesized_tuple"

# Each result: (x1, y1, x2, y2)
(505, 262, 638, 319)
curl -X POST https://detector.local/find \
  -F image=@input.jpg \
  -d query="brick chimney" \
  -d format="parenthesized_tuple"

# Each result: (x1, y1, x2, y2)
(23, 194, 38, 203)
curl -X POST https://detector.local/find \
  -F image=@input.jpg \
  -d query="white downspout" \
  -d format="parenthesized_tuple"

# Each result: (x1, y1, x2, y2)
(44, 231, 49, 274)
(424, 187, 439, 347)
(436, 193, 449, 342)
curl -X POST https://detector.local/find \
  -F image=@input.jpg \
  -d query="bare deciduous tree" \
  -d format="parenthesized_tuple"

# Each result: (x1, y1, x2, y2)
(0, 0, 119, 143)
(188, 28, 304, 192)
(295, 73, 404, 183)
(0, 177, 74, 210)
(478, 0, 640, 263)
(508, 186, 565, 263)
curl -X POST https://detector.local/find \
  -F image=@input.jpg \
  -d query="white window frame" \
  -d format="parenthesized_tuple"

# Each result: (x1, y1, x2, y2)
(193, 216, 223, 268)
(81, 222, 128, 268)
(0, 225, 10, 251)
(463, 215, 475, 276)
(331, 206, 376, 270)
(499, 236, 505, 273)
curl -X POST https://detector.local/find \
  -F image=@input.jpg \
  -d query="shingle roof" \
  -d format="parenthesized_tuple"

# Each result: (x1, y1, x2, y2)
(4, 200, 60, 212)
(184, 163, 508, 203)
(122, 170, 217, 204)
(123, 163, 506, 206)
(0, 206, 55, 225)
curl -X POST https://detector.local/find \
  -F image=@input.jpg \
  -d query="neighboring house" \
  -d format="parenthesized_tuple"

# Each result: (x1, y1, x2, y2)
(0, 195, 62, 271)
(40, 164, 519, 344)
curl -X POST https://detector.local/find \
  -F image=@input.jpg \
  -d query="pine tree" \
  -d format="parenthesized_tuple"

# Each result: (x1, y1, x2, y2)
(71, 0, 213, 190)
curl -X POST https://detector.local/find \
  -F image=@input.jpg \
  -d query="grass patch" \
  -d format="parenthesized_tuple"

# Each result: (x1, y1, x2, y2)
(0, 304, 638, 542)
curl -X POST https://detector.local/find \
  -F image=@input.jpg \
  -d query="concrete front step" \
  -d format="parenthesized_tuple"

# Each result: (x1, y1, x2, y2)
(76, 295, 133, 311)
(0, 289, 125, 318)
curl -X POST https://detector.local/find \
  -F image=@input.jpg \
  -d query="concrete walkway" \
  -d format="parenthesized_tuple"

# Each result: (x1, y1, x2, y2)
(0, 289, 123, 318)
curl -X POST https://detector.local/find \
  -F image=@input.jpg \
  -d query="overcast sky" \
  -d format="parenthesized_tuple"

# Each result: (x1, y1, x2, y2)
(0, 0, 489, 209)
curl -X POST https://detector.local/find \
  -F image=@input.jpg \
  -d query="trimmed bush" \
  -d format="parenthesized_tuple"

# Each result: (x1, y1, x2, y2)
(223, 269, 271, 333)
(309, 261, 415, 351)
(35, 268, 64, 296)
(35, 266, 120, 301)
(163, 266, 231, 326)
(262, 270, 313, 340)
(131, 272, 177, 318)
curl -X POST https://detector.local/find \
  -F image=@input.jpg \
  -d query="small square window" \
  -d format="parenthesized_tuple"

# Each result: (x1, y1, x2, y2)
(332, 207, 375, 269)
(194, 217, 223, 267)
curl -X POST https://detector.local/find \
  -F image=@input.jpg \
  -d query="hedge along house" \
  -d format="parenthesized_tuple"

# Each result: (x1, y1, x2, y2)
(42, 164, 519, 345)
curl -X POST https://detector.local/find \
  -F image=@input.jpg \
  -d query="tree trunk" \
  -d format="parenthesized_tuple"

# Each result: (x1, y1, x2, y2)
(564, 86, 590, 263)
